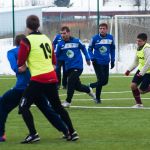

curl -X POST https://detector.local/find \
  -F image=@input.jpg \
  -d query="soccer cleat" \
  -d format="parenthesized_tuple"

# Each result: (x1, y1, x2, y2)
(95, 99, 101, 104)
(62, 132, 72, 141)
(0, 134, 6, 142)
(71, 131, 79, 141)
(132, 104, 143, 108)
(21, 133, 40, 144)
(62, 131, 79, 141)
(62, 101, 71, 108)
(88, 87, 97, 101)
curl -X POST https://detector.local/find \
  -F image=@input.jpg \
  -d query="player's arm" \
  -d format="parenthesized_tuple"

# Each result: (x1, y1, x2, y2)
(139, 47, 150, 76)
(109, 36, 115, 69)
(79, 39, 90, 66)
(125, 54, 138, 76)
(56, 42, 61, 58)
(52, 46, 56, 66)
(52, 35, 58, 50)
(88, 37, 95, 61)
(110, 36, 115, 61)
(7, 49, 18, 73)
(18, 38, 30, 67)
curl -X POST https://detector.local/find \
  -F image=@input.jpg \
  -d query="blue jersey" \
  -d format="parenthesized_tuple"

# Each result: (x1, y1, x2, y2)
(56, 37, 90, 71)
(53, 34, 62, 50)
(7, 47, 30, 90)
(53, 34, 65, 61)
(88, 33, 115, 65)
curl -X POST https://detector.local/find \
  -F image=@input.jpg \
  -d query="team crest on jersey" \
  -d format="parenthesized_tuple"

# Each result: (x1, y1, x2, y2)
(66, 50, 74, 58)
(99, 46, 107, 54)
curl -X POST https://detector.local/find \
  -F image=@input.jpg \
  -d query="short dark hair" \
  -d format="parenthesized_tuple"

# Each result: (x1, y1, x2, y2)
(26, 15, 40, 31)
(15, 34, 26, 46)
(137, 33, 147, 41)
(99, 23, 108, 29)
(61, 26, 70, 32)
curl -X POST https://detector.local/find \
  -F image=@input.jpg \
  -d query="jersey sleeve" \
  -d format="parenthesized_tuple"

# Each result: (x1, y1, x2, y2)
(140, 47, 150, 75)
(88, 37, 95, 60)
(7, 49, 18, 73)
(110, 36, 115, 63)
(18, 38, 30, 67)
(79, 39, 90, 61)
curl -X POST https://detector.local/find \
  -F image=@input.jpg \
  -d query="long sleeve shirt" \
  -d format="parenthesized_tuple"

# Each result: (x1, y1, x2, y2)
(88, 33, 115, 65)
(56, 37, 90, 71)
(52, 34, 65, 61)
(7, 46, 30, 90)
(128, 47, 150, 75)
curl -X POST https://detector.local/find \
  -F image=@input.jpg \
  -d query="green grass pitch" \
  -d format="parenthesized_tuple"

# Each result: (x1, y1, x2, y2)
(0, 74, 150, 150)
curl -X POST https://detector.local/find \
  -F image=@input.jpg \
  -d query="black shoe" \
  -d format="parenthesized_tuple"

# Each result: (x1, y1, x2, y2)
(62, 131, 79, 141)
(71, 131, 79, 141)
(95, 99, 101, 104)
(62, 132, 72, 141)
(21, 133, 40, 144)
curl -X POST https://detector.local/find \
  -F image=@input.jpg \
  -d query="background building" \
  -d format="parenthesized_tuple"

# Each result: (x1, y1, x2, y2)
(0, 0, 150, 74)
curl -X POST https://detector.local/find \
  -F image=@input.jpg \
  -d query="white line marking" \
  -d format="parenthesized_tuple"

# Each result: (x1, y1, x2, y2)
(31, 105, 150, 109)
(100, 91, 131, 94)
(59, 91, 131, 96)
(0, 75, 133, 80)
(70, 105, 150, 109)
(0, 77, 15, 79)
(80, 75, 133, 78)
(61, 97, 150, 101)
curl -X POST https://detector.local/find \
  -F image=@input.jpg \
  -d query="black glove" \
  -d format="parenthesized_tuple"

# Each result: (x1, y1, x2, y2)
(111, 61, 115, 69)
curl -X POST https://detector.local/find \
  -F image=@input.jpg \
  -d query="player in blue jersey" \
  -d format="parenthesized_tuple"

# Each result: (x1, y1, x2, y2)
(0, 34, 69, 142)
(88, 23, 115, 103)
(56, 26, 96, 107)
(53, 34, 67, 89)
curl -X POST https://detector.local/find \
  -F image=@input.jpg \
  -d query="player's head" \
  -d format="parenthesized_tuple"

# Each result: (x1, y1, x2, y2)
(136, 33, 147, 47)
(15, 34, 26, 46)
(26, 15, 40, 31)
(60, 26, 70, 41)
(99, 23, 108, 36)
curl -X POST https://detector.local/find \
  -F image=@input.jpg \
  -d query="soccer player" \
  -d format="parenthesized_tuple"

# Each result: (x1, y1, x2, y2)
(0, 34, 69, 142)
(125, 33, 150, 108)
(56, 26, 96, 107)
(88, 23, 115, 103)
(18, 15, 79, 143)
(53, 34, 67, 89)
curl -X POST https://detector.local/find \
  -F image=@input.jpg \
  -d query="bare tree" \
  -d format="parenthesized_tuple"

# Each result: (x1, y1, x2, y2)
(134, 0, 150, 11)
(134, 0, 141, 11)
(54, 0, 73, 7)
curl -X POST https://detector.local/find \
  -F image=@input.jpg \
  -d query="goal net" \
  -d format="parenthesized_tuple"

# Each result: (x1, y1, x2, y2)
(114, 14, 150, 73)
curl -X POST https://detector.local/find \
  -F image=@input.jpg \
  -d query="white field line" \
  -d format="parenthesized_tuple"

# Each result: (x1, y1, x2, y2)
(0, 77, 16, 79)
(61, 97, 150, 101)
(0, 75, 133, 80)
(31, 104, 150, 109)
(80, 75, 133, 78)
(59, 90, 131, 96)
(70, 105, 150, 110)
(2, 76, 149, 110)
